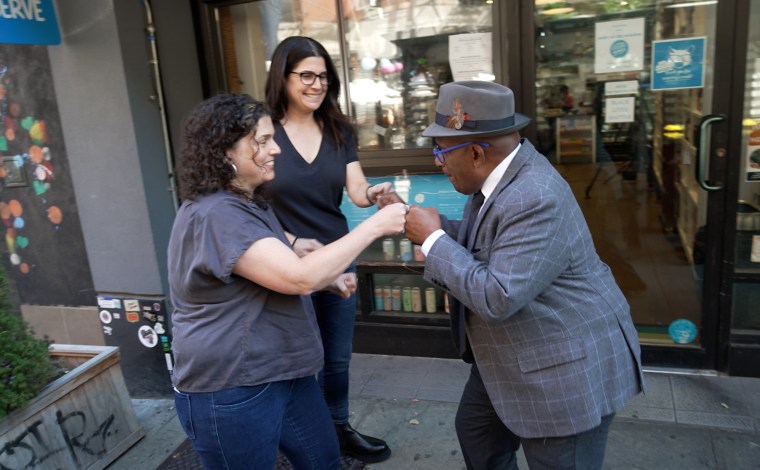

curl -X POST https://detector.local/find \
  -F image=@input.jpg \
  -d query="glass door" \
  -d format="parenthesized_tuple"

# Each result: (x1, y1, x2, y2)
(531, 0, 746, 368)
(727, 0, 760, 375)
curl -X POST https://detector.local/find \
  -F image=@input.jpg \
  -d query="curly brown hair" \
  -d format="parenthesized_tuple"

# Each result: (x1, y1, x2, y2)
(265, 36, 354, 149)
(177, 94, 269, 203)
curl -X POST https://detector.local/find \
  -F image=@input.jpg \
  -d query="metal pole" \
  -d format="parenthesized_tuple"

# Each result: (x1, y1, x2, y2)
(142, 0, 179, 212)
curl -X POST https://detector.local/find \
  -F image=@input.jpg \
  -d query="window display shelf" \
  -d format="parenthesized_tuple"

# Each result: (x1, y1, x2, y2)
(556, 115, 596, 164)
(356, 233, 451, 328)
(357, 263, 450, 324)
(368, 309, 450, 324)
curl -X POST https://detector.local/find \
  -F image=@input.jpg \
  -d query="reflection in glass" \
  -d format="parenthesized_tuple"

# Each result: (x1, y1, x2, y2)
(733, 0, 760, 332)
(342, 0, 493, 151)
(258, 0, 282, 60)
(215, 0, 493, 152)
(532, 0, 726, 345)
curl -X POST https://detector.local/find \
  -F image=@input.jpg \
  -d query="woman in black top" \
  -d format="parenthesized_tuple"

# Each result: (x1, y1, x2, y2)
(265, 36, 393, 463)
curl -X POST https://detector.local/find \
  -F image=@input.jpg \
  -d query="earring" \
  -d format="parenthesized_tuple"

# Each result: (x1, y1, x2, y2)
(230, 162, 238, 173)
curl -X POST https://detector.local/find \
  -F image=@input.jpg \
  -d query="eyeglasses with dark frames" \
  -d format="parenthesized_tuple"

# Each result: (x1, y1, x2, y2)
(433, 141, 490, 164)
(289, 71, 332, 86)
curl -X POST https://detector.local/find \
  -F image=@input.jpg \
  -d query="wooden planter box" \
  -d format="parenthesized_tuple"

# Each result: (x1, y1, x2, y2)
(0, 345, 145, 469)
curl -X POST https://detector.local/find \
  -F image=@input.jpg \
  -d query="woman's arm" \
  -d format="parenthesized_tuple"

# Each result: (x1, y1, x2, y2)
(345, 161, 393, 207)
(232, 202, 407, 295)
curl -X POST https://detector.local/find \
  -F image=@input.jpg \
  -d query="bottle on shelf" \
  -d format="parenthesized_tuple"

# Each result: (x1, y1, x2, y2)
(425, 288, 437, 313)
(391, 286, 402, 311)
(411, 287, 422, 312)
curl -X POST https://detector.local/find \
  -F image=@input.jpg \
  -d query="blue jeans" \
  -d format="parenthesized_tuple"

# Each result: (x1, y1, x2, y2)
(312, 287, 356, 423)
(174, 376, 340, 469)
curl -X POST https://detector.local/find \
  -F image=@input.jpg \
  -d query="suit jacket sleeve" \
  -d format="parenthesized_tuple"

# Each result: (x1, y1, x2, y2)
(425, 184, 569, 321)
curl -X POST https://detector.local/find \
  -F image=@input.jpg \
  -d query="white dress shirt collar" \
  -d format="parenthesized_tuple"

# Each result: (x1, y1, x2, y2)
(480, 141, 521, 202)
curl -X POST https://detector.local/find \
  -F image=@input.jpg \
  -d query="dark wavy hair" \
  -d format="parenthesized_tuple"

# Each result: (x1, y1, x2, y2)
(265, 36, 353, 149)
(177, 94, 269, 204)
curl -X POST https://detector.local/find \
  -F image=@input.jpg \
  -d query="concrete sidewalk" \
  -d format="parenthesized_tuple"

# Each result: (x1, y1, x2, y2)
(106, 354, 760, 470)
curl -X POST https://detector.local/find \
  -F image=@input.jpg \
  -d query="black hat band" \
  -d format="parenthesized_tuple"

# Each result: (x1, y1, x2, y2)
(434, 113, 516, 132)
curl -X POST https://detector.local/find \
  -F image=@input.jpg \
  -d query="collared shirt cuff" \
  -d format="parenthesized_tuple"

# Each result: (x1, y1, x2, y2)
(421, 229, 446, 256)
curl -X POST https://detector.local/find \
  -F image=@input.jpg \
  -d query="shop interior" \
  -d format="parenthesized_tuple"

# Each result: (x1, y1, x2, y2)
(197, 0, 760, 350)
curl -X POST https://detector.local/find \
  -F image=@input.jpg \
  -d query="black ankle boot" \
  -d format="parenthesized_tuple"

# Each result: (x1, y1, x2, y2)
(335, 422, 391, 463)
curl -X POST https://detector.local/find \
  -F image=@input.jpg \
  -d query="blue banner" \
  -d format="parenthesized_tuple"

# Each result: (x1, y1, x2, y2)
(651, 37, 705, 91)
(0, 0, 60, 45)
(341, 173, 467, 231)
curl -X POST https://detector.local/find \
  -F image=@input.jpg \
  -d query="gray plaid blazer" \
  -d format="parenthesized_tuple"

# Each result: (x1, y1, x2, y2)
(425, 139, 644, 438)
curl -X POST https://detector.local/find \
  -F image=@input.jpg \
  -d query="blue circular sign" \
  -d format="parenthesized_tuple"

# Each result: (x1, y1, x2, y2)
(610, 40, 629, 58)
(668, 319, 698, 344)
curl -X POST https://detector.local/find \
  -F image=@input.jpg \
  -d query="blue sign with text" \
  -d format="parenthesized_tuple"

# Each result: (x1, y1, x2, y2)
(651, 37, 705, 91)
(0, 0, 60, 45)
(341, 173, 467, 231)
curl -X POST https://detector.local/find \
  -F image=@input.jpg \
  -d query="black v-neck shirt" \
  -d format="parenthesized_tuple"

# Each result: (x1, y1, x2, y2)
(267, 122, 358, 244)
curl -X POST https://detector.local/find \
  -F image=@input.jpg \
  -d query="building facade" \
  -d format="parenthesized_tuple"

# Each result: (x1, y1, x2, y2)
(1, 0, 758, 381)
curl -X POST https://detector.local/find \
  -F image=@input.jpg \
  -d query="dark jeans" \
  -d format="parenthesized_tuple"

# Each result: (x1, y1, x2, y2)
(174, 376, 340, 469)
(312, 285, 356, 423)
(456, 364, 614, 470)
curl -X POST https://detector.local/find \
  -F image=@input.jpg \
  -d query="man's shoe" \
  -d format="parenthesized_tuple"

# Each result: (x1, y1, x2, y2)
(335, 422, 391, 463)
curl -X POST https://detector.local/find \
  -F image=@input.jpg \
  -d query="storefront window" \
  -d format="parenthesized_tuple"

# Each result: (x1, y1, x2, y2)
(532, 0, 725, 347)
(342, 0, 493, 150)
(203, 0, 494, 152)
(213, 1, 343, 101)
(733, 0, 760, 332)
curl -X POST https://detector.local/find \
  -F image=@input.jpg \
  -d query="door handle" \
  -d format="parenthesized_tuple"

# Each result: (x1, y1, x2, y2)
(696, 114, 725, 191)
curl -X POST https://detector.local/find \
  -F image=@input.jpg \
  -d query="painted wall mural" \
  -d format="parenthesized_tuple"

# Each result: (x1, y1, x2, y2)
(0, 44, 94, 306)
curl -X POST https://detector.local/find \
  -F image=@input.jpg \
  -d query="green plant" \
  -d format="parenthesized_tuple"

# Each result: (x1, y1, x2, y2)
(0, 263, 60, 419)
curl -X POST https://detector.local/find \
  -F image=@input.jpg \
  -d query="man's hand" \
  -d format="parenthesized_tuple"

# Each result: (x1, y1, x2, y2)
(404, 206, 441, 245)
(292, 237, 323, 257)
(376, 191, 406, 208)
(325, 272, 357, 299)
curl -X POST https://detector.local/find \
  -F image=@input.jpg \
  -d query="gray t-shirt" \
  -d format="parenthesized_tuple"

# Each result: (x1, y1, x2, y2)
(168, 190, 323, 392)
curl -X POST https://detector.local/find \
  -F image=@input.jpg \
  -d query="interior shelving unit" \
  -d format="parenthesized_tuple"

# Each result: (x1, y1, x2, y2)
(355, 236, 449, 326)
(556, 114, 596, 164)
(675, 89, 708, 265)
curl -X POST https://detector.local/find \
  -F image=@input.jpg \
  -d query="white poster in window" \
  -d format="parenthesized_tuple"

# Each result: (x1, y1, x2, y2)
(449, 33, 494, 82)
(605, 97, 635, 124)
(595, 18, 645, 74)
(605, 80, 639, 96)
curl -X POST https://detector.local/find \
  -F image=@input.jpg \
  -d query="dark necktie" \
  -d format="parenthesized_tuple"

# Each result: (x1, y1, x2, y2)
(455, 190, 485, 362)
(464, 191, 485, 246)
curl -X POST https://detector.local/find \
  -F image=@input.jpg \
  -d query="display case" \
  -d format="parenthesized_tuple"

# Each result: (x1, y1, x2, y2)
(356, 236, 448, 323)
(341, 173, 467, 358)
(556, 115, 596, 164)
(353, 236, 458, 358)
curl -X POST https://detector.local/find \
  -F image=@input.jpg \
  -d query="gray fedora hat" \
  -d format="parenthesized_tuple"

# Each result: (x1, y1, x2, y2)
(422, 81, 531, 138)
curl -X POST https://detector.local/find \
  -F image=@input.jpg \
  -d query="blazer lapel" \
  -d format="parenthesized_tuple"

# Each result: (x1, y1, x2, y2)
(465, 139, 535, 248)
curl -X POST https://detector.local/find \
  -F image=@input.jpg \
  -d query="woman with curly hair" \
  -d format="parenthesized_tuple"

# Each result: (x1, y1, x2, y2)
(265, 36, 393, 464)
(167, 93, 408, 469)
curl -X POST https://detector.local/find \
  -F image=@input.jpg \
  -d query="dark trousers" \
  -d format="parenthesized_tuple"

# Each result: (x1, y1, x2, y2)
(455, 364, 614, 470)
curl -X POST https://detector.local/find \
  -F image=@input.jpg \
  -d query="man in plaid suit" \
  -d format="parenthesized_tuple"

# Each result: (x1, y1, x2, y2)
(399, 81, 644, 470)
